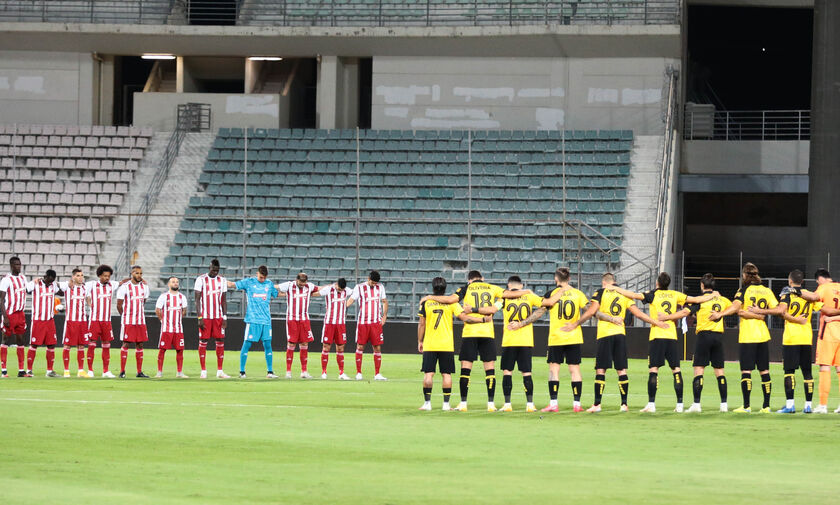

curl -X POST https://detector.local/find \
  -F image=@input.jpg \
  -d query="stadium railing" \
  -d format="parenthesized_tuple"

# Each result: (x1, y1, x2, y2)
(683, 108, 811, 141)
(0, 1, 681, 26)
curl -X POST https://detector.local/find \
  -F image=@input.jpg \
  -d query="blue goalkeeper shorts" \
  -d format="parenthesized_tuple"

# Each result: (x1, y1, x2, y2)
(244, 323, 272, 343)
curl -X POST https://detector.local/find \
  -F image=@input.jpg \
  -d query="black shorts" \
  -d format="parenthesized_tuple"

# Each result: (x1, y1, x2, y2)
(500, 346, 532, 373)
(595, 334, 628, 370)
(547, 344, 582, 365)
(693, 330, 725, 369)
(648, 339, 680, 369)
(459, 337, 496, 363)
(739, 342, 770, 371)
(421, 351, 455, 374)
(783, 345, 812, 371)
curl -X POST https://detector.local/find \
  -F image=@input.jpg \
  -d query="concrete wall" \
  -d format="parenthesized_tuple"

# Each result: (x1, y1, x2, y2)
(0, 50, 94, 125)
(133, 92, 285, 131)
(682, 140, 810, 174)
(371, 56, 676, 133)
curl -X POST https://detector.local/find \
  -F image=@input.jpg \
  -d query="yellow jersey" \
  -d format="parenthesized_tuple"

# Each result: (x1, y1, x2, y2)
(591, 287, 634, 339)
(815, 282, 840, 343)
(544, 286, 589, 346)
(641, 289, 688, 340)
(455, 281, 504, 338)
(733, 283, 778, 343)
(499, 292, 544, 347)
(417, 300, 464, 352)
(690, 292, 732, 333)
(779, 289, 819, 346)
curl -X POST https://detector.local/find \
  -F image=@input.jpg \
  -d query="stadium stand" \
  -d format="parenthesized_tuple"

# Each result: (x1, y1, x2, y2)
(0, 125, 153, 277)
(162, 128, 632, 319)
(0, 0, 681, 26)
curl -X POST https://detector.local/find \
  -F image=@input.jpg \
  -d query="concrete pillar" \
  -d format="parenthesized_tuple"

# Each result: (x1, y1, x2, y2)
(337, 57, 360, 129)
(807, 0, 840, 273)
(77, 52, 94, 125)
(316, 55, 338, 129)
(244, 58, 261, 94)
(176, 56, 198, 93)
(96, 54, 115, 126)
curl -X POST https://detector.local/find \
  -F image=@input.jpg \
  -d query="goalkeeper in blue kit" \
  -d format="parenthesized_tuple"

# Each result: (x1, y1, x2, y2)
(227, 265, 280, 378)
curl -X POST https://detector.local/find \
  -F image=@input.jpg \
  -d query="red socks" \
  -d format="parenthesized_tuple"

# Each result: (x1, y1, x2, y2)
(1, 344, 7, 370)
(76, 349, 84, 370)
(26, 347, 35, 371)
(17, 345, 24, 370)
(176, 350, 184, 373)
(87, 343, 96, 370)
(299, 348, 308, 373)
(198, 341, 207, 371)
(321, 351, 329, 374)
(157, 349, 166, 373)
(374, 352, 382, 375)
(355, 350, 363, 374)
(101, 344, 110, 373)
(135, 349, 143, 373)
(215, 341, 224, 370)
(120, 347, 128, 373)
(286, 346, 295, 373)
(63, 348, 70, 371)
(337, 352, 344, 374)
(45, 348, 55, 371)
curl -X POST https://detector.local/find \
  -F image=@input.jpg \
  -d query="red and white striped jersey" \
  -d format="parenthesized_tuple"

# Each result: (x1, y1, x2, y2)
(85, 280, 119, 322)
(321, 285, 352, 325)
(349, 282, 387, 325)
(58, 281, 88, 322)
(116, 282, 149, 326)
(193, 274, 227, 319)
(26, 280, 57, 321)
(156, 292, 188, 333)
(0, 273, 28, 313)
(277, 281, 319, 321)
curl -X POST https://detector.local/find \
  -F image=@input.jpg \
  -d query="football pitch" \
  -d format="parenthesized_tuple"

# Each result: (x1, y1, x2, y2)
(2, 353, 838, 505)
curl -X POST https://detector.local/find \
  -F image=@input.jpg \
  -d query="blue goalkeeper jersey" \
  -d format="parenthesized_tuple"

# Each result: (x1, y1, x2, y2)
(235, 278, 278, 325)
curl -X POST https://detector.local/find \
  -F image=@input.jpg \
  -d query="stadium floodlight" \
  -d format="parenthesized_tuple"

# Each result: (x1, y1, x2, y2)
(248, 56, 283, 61)
(141, 54, 176, 60)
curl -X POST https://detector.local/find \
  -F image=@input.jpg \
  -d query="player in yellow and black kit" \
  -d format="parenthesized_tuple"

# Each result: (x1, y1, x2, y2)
(506, 267, 595, 412)
(710, 263, 778, 413)
(420, 270, 504, 411)
(494, 275, 544, 412)
(609, 272, 718, 413)
(417, 277, 490, 411)
(748, 269, 819, 413)
(580, 272, 667, 412)
(684, 273, 732, 413)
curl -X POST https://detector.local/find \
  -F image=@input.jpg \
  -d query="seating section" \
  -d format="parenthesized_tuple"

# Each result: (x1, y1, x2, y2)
(0, 125, 153, 277)
(242, 0, 679, 26)
(163, 128, 632, 319)
(0, 0, 173, 24)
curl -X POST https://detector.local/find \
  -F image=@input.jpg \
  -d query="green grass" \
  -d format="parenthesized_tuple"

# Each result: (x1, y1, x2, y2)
(2, 352, 839, 504)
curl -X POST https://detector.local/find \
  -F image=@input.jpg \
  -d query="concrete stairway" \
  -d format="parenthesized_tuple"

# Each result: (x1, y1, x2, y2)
(101, 130, 170, 272)
(130, 132, 214, 289)
(617, 135, 663, 285)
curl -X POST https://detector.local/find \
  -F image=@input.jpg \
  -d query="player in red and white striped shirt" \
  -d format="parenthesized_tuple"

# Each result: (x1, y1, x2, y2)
(85, 265, 120, 378)
(155, 277, 189, 378)
(346, 271, 389, 381)
(25, 270, 59, 377)
(276, 272, 324, 379)
(116, 265, 150, 378)
(319, 278, 352, 380)
(0, 256, 28, 377)
(57, 268, 91, 378)
(194, 259, 229, 379)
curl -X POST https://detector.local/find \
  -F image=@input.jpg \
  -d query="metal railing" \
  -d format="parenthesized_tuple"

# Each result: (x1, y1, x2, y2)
(683, 108, 811, 141)
(653, 66, 678, 275)
(114, 105, 202, 274)
(177, 103, 212, 132)
(0, 0, 175, 24)
(0, 0, 680, 26)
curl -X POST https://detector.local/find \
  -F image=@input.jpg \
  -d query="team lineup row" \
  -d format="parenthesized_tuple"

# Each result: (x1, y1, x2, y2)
(3, 256, 840, 415)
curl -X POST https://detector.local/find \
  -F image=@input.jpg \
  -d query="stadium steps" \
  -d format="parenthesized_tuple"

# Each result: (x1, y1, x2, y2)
(101, 131, 170, 271)
(617, 134, 662, 282)
(133, 132, 215, 289)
